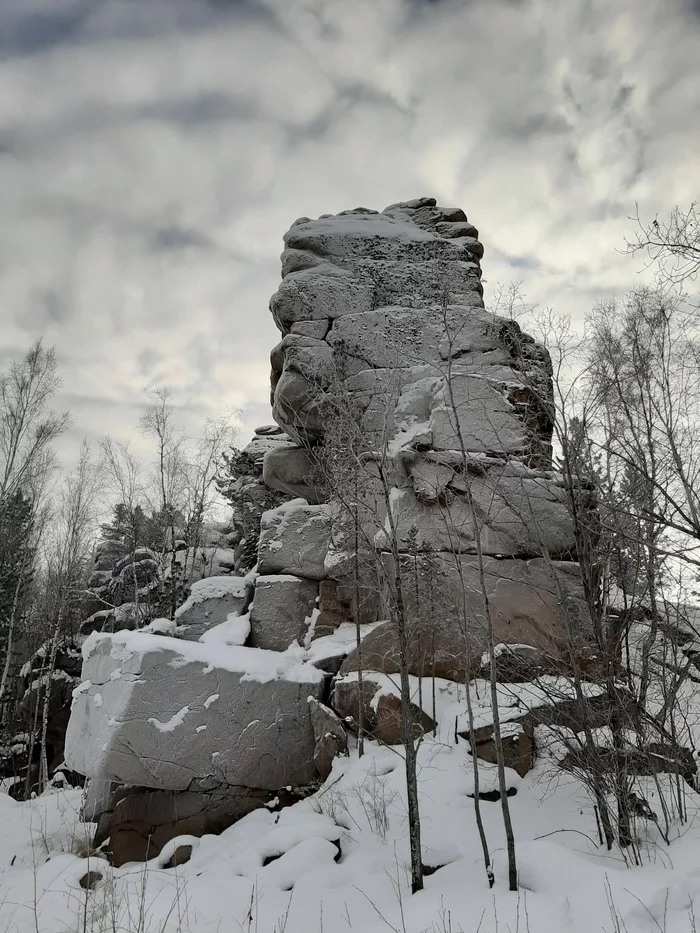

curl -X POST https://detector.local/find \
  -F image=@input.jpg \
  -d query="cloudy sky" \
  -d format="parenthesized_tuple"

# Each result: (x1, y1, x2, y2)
(1, 0, 699, 464)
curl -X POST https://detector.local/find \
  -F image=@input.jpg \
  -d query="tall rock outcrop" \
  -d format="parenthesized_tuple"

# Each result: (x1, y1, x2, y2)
(65, 199, 594, 861)
(262, 198, 590, 685)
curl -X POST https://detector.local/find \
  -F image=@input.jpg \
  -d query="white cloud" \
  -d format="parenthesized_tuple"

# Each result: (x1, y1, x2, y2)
(0, 0, 698, 466)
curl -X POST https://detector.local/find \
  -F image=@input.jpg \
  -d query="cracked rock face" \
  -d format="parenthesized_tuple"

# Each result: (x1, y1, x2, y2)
(262, 198, 592, 680)
(65, 631, 324, 792)
(267, 198, 552, 466)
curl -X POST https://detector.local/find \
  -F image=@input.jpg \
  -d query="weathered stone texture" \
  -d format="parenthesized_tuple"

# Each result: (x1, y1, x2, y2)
(249, 574, 318, 651)
(65, 631, 324, 792)
(257, 501, 333, 580)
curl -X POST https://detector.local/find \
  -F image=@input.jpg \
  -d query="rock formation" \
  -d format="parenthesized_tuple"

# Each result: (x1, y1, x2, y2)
(217, 426, 297, 573)
(65, 198, 595, 861)
(264, 198, 590, 686)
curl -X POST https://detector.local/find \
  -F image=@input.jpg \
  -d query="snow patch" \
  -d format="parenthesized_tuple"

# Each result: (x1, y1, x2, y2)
(174, 575, 248, 618)
(147, 706, 191, 733)
(200, 612, 251, 647)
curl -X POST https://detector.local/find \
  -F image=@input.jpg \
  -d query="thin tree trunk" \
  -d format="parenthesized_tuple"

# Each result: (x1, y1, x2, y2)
(0, 554, 27, 711)
(463, 663, 494, 887)
(377, 462, 424, 894)
(38, 614, 61, 792)
(440, 297, 518, 889)
(352, 474, 364, 758)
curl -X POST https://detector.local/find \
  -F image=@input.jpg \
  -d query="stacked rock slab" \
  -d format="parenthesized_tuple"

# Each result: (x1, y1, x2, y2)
(219, 425, 301, 574)
(259, 197, 592, 721)
(65, 598, 327, 862)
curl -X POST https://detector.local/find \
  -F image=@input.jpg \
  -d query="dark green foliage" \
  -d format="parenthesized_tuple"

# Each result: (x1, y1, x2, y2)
(101, 503, 175, 554)
(0, 490, 36, 727)
(0, 490, 34, 621)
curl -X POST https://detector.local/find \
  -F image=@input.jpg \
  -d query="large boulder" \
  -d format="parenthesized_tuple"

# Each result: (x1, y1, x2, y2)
(257, 500, 332, 580)
(473, 725, 533, 778)
(249, 575, 318, 651)
(333, 674, 435, 745)
(262, 444, 324, 504)
(339, 555, 590, 683)
(384, 455, 578, 559)
(428, 370, 552, 468)
(259, 200, 595, 688)
(104, 784, 271, 866)
(267, 201, 553, 465)
(65, 631, 325, 792)
(174, 575, 253, 641)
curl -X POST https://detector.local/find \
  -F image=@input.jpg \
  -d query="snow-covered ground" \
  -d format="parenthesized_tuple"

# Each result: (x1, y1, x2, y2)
(2, 734, 700, 933)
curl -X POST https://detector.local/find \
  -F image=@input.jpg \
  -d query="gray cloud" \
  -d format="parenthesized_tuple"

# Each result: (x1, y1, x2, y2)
(0, 0, 698, 469)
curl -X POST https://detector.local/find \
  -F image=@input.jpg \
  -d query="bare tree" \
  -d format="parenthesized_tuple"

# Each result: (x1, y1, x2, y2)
(586, 288, 700, 575)
(625, 203, 700, 287)
(0, 340, 69, 502)
(510, 290, 700, 856)
(139, 388, 185, 618)
(438, 294, 519, 889)
(0, 342, 68, 729)
(29, 443, 100, 792)
(178, 413, 238, 580)
(99, 390, 236, 621)
(99, 436, 150, 618)
(304, 357, 425, 894)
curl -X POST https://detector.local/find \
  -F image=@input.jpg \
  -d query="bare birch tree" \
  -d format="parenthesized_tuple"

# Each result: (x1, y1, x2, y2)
(625, 203, 700, 288)
(0, 342, 68, 728)
(302, 354, 426, 894)
(28, 443, 100, 792)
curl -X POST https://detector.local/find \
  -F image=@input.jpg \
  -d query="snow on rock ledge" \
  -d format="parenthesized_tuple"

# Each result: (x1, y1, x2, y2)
(65, 630, 324, 792)
(174, 575, 253, 640)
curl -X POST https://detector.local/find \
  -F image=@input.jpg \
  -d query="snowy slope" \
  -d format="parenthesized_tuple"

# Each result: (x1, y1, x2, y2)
(1, 734, 700, 933)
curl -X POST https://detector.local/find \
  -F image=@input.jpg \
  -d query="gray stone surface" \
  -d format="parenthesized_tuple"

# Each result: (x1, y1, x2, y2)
(262, 444, 323, 504)
(340, 555, 590, 682)
(384, 455, 578, 558)
(174, 576, 252, 641)
(254, 424, 285, 436)
(339, 619, 470, 683)
(325, 305, 505, 375)
(314, 577, 382, 637)
(473, 727, 533, 778)
(333, 676, 434, 745)
(65, 631, 325, 792)
(429, 372, 552, 468)
(267, 201, 552, 462)
(106, 785, 270, 866)
(258, 202, 592, 687)
(270, 336, 336, 446)
(290, 320, 331, 339)
(257, 501, 332, 580)
(249, 574, 318, 651)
